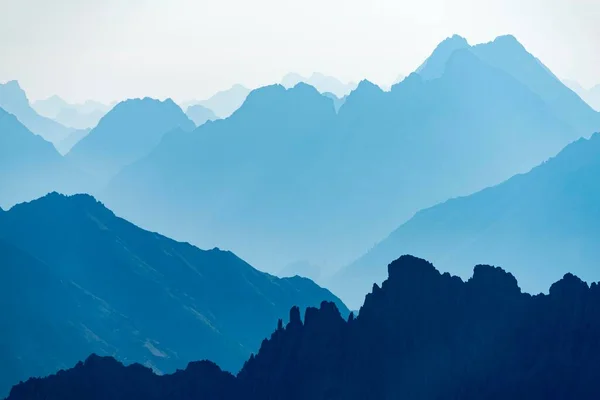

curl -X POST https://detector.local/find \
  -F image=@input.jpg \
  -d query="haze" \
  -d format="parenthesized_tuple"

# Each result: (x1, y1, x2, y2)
(1, 0, 599, 103)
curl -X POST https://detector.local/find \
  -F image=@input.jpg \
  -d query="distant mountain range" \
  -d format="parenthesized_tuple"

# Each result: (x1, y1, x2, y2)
(417, 35, 598, 135)
(182, 84, 250, 118)
(0, 81, 85, 147)
(0, 192, 347, 397)
(66, 97, 195, 185)
(564, 79, 600, 112)
(32, 95, 112, 129)
(101, 35, 598, 279)
(337, 132, 600, 308)
(9, 255, 600, 400)
(0, 107, 89, 208)
(186, 104, 218, 127)
(281, 72, 357, 97)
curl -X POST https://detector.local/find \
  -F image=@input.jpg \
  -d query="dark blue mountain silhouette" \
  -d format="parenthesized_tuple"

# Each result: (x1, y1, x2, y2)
(185, 104, 218, 126)
(0, 192, 348, 396)
(0, 81, 79, 145)
(338, 132, 600, 307)
(102, 36, 587, 278)
(8, 255, 600, 399)
(0, 107, 90, 208)
(67, 97, 195, 184)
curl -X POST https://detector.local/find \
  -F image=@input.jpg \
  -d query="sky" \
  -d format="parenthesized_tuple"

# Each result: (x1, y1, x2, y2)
(1, 0, 599, 104)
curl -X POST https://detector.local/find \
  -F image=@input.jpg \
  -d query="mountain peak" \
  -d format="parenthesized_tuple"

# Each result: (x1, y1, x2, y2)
(469, 264, 521, 296)
(8, 192, 107, 214)
(416, 34, 471, 80)
(386, 254, 440, 283)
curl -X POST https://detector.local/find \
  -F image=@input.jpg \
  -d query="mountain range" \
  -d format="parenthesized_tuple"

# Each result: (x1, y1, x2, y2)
(281, 72, 358, 97)
(0, 81, 84, 148)
(0, 108, 89, 208)
(8, 255, 600, 399)
(337, 132, 600, 307)
(32, 96, 111, 129)
(101, 35, 598, 278)
(0, 192, 347, 396)
(66, 97, 195, 185)
(182, 84, 250, 118)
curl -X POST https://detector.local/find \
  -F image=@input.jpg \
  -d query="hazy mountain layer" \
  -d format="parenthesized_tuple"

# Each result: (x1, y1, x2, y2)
(0, 108, 90, 208)
(103, 35, 590, 278)
(338, 133, 600, 307)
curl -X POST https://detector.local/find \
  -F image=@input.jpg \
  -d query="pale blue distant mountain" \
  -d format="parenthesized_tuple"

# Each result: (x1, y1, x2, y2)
(55, 128, 91, 154)
(32, 96, 110, 129)
(417, 35, 599, 134)
(67, 97, 195, 185)
(183, 84, 251, 118)
(186, 104, 218, 127)
(281, 72, 358, 98)
(0, 107, 89, 208)
(0, 81, 78, 144)
(101, 35, 588, 279)
(336, 132, 600, 308)
(564, 79, 600, 112)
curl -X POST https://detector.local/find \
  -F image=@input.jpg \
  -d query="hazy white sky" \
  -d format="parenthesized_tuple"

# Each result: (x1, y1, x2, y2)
(1, 0, 599, 103)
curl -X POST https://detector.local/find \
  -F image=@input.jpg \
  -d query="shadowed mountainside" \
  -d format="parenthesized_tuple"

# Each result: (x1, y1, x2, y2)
(8, 255, 600, 399)
(0, 192, 347, 397)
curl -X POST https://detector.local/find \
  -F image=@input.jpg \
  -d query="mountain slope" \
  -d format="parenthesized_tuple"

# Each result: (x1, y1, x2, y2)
(9, 255, 600, 400)
(0, 81, 76, 144)
(0, 192, 348, 396)
(0, 108, 89, 208)
(67, 98, 195, 184)
(183, 84, 251, 118)
(417, 35, 599, 135)
(281, 72, 357, 97)
(186, 104, 218, 126)
(103, 41, 580, 277)
(32, 96, 110, 129)
(339, 132, 600, 307)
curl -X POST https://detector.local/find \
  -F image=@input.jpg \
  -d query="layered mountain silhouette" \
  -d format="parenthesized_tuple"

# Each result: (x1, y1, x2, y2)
(67, 98, 195, 184)
(183, 84, 250, 118)
(338, 132, 600, 307)
(0, 81, 80, 146)
(9, 255, 600, 399)
(102, 35, 592, 278)
(0, 192, 347, 396)
(32, 95, 110, 129)
(417, 35, 599, 134)
(0, 108, 89, 208)
(564, 80, 600, 112)
(281, 72, 357, 97)
(185, 104, 218, 126)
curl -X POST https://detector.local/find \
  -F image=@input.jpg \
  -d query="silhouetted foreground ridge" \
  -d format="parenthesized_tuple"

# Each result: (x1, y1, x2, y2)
(9, 255, 600, 399)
